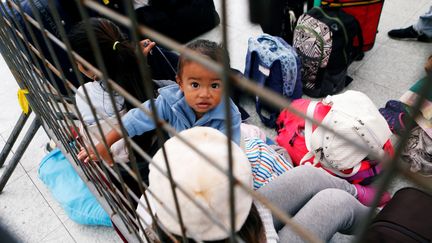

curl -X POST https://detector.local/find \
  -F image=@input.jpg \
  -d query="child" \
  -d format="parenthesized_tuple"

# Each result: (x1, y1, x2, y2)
(143, 127, 370, 243)
(70, 17, 158, 159)
(69, 18, 160, 194)
(78, 39, 241, 164)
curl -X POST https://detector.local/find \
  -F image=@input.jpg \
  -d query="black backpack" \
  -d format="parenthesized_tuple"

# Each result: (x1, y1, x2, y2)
(365, 187, 432, 243)
(293, 7, 363, 98)
(250, 0, 315, 45)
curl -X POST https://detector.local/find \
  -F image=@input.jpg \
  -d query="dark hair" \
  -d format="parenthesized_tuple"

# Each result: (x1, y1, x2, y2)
(177, 39, 230, 76)
(68, 18, 147, 107)
(155, 203, 266, 243)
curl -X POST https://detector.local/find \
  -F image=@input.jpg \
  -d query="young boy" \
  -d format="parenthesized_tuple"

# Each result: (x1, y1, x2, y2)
(78, 39, 241, 164)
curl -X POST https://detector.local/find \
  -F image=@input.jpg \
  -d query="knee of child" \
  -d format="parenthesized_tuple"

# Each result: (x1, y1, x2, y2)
(315, 188, 357, 209)
(296, 164, 325, 177)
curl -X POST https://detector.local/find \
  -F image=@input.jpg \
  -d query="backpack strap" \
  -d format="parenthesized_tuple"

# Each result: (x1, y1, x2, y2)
(352, 14, 365, 61)
(326, 162, 362, 177)
(345, 163, 381, 181)
(300, 100, 320, 166)
(256, 101, 278, 128)
(304, 100, 318, 151)
(301, 100, 364, 177)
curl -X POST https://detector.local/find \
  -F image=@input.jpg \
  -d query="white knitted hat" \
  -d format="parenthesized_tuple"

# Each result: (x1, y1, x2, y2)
(149, 127, 253, 241)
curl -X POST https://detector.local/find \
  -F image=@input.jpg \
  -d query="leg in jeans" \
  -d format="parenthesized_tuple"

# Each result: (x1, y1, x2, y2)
(414, 5, 432, 37)
(257, 165, 357, 230)
(279, 189, 368, 243)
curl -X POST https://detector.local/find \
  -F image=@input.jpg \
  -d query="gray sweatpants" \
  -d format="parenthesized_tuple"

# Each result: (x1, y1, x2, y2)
(258, 165, 368, 243)
(414, 5, 432, 37)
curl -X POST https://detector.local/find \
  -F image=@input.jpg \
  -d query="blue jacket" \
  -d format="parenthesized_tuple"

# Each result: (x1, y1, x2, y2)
(122, 84, 241, 145)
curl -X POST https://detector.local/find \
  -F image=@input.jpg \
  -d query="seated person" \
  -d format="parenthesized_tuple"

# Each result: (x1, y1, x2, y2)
(69, 18, 162, 193)
(78, 39, 241, 165)
(140, 127, 371, 243)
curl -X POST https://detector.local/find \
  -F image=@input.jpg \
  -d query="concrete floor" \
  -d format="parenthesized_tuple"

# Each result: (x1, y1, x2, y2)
(0, 0, 430, 242)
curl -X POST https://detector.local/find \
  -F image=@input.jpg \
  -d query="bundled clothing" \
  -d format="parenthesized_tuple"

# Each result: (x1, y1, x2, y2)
(241, 123, 267, 142)
(245, 137, 293, 189)
(240, 123, 293, 189)
(379, 100, 408, 135)
(402, 126, 432, 176)
(397, 75, 432, 177)
(400, 76, 432, 138)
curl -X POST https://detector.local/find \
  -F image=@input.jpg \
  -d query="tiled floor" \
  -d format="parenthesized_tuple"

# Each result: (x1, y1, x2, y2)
(0, 0, 431, 242)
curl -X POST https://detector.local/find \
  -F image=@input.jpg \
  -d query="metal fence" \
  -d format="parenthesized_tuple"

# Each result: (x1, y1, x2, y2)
(0, 0, 431, 242)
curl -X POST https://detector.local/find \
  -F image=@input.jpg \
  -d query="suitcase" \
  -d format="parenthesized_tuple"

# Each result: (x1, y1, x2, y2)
(365, 187, 432, 243)
(320, 0, 384, 51)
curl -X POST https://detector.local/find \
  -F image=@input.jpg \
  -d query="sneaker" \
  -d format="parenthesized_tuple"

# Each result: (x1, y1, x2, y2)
(354, 184, 392, 207)
(388, 26, 432, 43)
(44, 139, 57, 153)
(417, 34, 432, 43)
(388, 26, 419, 39)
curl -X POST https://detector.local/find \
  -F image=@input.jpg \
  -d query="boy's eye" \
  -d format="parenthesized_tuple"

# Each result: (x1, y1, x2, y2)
(211, 83, 220, 89)
(191, 82, 199, 88)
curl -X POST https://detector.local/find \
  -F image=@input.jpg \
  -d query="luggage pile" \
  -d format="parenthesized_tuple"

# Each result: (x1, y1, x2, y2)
(247, 0, 385, 128)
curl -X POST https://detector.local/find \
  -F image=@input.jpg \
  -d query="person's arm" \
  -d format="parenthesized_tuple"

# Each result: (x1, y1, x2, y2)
(77, 96, 167, 164)
(122, 98, 165, 137)
(77, 128, 123, 165)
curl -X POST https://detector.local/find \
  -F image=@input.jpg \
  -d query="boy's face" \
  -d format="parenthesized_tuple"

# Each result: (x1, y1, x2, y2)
(177, 61, 223, 119)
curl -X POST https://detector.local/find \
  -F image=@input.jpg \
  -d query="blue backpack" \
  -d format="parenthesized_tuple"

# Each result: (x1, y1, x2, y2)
(244, 34, 302, 128)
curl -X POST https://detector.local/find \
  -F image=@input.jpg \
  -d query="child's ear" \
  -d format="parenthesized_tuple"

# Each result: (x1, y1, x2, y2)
(176, 75, 184, 91)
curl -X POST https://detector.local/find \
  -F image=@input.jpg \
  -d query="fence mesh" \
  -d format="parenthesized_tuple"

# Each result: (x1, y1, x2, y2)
(0, 0, 431, 242)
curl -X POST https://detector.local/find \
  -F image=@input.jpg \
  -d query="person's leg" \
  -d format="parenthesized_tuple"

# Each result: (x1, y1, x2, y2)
(278, 188, 368, 243)
(413, 5, 432, 38)
(388, 5, 432, 42)
(257, 165, 357, 229)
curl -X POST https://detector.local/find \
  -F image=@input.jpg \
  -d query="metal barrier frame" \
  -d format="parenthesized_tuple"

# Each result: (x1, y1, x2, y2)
(0, 0, 431, 242)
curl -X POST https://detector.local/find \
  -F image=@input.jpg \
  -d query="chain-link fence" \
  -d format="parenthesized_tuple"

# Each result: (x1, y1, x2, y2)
(0, 0, 431, 242)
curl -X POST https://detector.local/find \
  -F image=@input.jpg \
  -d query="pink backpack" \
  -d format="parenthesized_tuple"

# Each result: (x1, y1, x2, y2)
(276, 98, 394, 184)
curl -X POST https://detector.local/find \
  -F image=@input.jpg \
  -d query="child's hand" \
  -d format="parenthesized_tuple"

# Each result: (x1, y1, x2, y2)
(140, 39, 156, 56)
(77, 146, 104, 164)
(77, 130, 121, 165)
(77, 143, 113, 166)
(77, 146, 97, 163)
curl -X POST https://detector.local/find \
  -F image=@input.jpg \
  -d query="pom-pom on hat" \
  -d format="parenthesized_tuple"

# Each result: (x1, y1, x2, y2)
(149, 127, 253, 241)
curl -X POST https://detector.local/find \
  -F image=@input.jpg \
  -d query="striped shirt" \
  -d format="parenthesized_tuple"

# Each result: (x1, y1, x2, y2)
(245, 138, 293, 190)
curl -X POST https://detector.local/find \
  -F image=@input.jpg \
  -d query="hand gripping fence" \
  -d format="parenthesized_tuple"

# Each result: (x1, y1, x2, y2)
(0, 0, 431, 242)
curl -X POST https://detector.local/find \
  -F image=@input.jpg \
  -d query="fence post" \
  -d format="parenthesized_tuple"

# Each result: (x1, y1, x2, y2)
(0, 111, 32, 168)
(0, 117, 41, 193)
